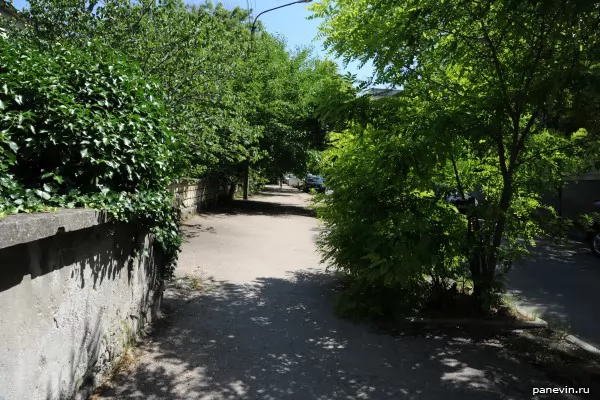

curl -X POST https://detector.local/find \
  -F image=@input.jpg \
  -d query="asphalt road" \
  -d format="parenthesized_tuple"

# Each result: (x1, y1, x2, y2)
(96, 185, 573, 400)
(507, 239, 600, 349)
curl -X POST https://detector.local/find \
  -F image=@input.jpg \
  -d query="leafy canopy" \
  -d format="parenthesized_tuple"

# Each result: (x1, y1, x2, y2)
(23, 0, 349, 183)
(312, 0, 600, 311)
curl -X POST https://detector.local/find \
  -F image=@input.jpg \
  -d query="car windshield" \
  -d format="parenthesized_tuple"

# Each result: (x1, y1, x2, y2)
(307, 176, 323, 184)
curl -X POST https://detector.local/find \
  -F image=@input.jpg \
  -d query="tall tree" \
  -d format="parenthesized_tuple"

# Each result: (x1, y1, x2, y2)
(22, 0, 349, 184)
(24, 0, 263, 179)
(242, 30, 354, 178)
(313, 0, 600, 304)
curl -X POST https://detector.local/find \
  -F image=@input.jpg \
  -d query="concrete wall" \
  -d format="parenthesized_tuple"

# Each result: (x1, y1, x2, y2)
(169, 178, 234, 221)
(0, 210, 164, 400)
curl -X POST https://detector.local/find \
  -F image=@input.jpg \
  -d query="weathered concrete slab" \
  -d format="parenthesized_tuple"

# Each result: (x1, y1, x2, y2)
(0, 216, 163, 400)
(0, 209, 107, 250)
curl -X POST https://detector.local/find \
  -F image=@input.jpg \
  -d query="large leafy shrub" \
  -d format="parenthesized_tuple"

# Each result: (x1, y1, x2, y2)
(316, 123, 469, 318)
(313, 0, 600, 313)
(0, 35, 181, 275)
(22, 0, 264, 181)
(317, 91, 595, 317)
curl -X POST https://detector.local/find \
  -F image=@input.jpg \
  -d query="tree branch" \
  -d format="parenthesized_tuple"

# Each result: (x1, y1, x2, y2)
(450, 154, 466, 200)
(510, 111, 539, 170)
(464, 2, 514, 117)
(496, 132, 508, 177)
(516, 140, 584, 167)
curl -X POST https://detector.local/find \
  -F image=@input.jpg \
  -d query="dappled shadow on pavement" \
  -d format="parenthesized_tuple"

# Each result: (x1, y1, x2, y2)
(202, 199, 316, 218)
(180, 223, 217, 240)
(525, 239, 593, 266)
(508, 239, 600, 348)
(97, 270, 561, 400)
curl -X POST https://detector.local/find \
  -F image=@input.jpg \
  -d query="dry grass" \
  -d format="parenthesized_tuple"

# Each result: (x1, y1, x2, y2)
(171, 274, 211, 293)
(503, 303, 537, 322)
(189, 276, 203, 290)
(89, 348, 140, 400)
(112, 348, 138, 376)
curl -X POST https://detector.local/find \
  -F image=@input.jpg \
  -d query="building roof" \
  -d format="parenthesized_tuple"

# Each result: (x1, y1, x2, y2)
(0, 1, 19, 19)
(367, 88, 402, 100)
(1, 1, 25, 28)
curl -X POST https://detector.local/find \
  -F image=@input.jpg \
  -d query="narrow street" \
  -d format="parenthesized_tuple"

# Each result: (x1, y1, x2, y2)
(508, 240, 600, 349)
(96, 186, 570, 400)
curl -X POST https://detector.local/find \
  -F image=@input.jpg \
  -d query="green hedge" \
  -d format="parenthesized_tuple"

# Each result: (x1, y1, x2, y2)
(0, 35, 181, 276)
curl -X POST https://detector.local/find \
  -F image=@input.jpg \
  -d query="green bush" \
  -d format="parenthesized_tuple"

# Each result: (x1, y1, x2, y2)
(0, 35, 181, 276)
(316, 125, 470, 318)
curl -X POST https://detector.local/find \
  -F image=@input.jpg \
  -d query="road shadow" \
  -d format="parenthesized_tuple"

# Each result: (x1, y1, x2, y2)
(508, 239, 600, 348)
(524, 239, 592, 266)
(202, 199, 316, 218)
(255, 186, 297, 197)
(181, 223, 217, 240)
(256, 192, 295, 197)
(97, 269, 567, 400)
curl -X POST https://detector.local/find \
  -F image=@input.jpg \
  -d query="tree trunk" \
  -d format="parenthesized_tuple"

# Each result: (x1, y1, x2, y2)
(469, 245, 488, 308)
(471, 175, 513, 308)
(228, 181, 236, 201)
(243, 164, 249, 200)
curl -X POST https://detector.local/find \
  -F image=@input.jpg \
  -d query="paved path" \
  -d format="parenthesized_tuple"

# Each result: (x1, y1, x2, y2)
(97, 186, 571, 400)
(507, 240, 600, 349)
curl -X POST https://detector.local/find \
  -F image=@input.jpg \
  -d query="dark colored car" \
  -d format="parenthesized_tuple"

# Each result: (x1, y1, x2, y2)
(445, 191, 478, 215)
(435, 184, 480, 215)
(302, 175, 326, 193)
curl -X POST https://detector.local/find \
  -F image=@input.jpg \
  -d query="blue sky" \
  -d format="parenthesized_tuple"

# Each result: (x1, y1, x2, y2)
(11, 0, 376, 81)
(224, 0, 375, 81)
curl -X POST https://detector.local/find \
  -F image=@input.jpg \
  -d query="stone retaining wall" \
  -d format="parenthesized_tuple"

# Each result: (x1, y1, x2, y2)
(0, 210, 164, 400)
(169, 178, 234, 220)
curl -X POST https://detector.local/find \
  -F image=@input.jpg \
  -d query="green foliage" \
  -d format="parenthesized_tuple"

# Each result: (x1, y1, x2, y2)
(248, 167, 268, 195)
(0, 0, 351, 283)
(313, 0, 600, 314)
(333, 275, 428, 320)
(21, 0, 347, 185)
(575, 211, 600, 240)
(303, 150, 323, 176)
(316, 124, 469, 316)
(0, 35, 181, 277)
(30, 0, 261, 176)
(243, 32, 353, 179)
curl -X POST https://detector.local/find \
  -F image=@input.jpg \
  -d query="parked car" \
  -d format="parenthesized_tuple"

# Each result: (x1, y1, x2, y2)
(434, 184, 481, 215)
(288, 175, 302, 188)
(445, 191, 478, 215)
(301, 175, 326, 193)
